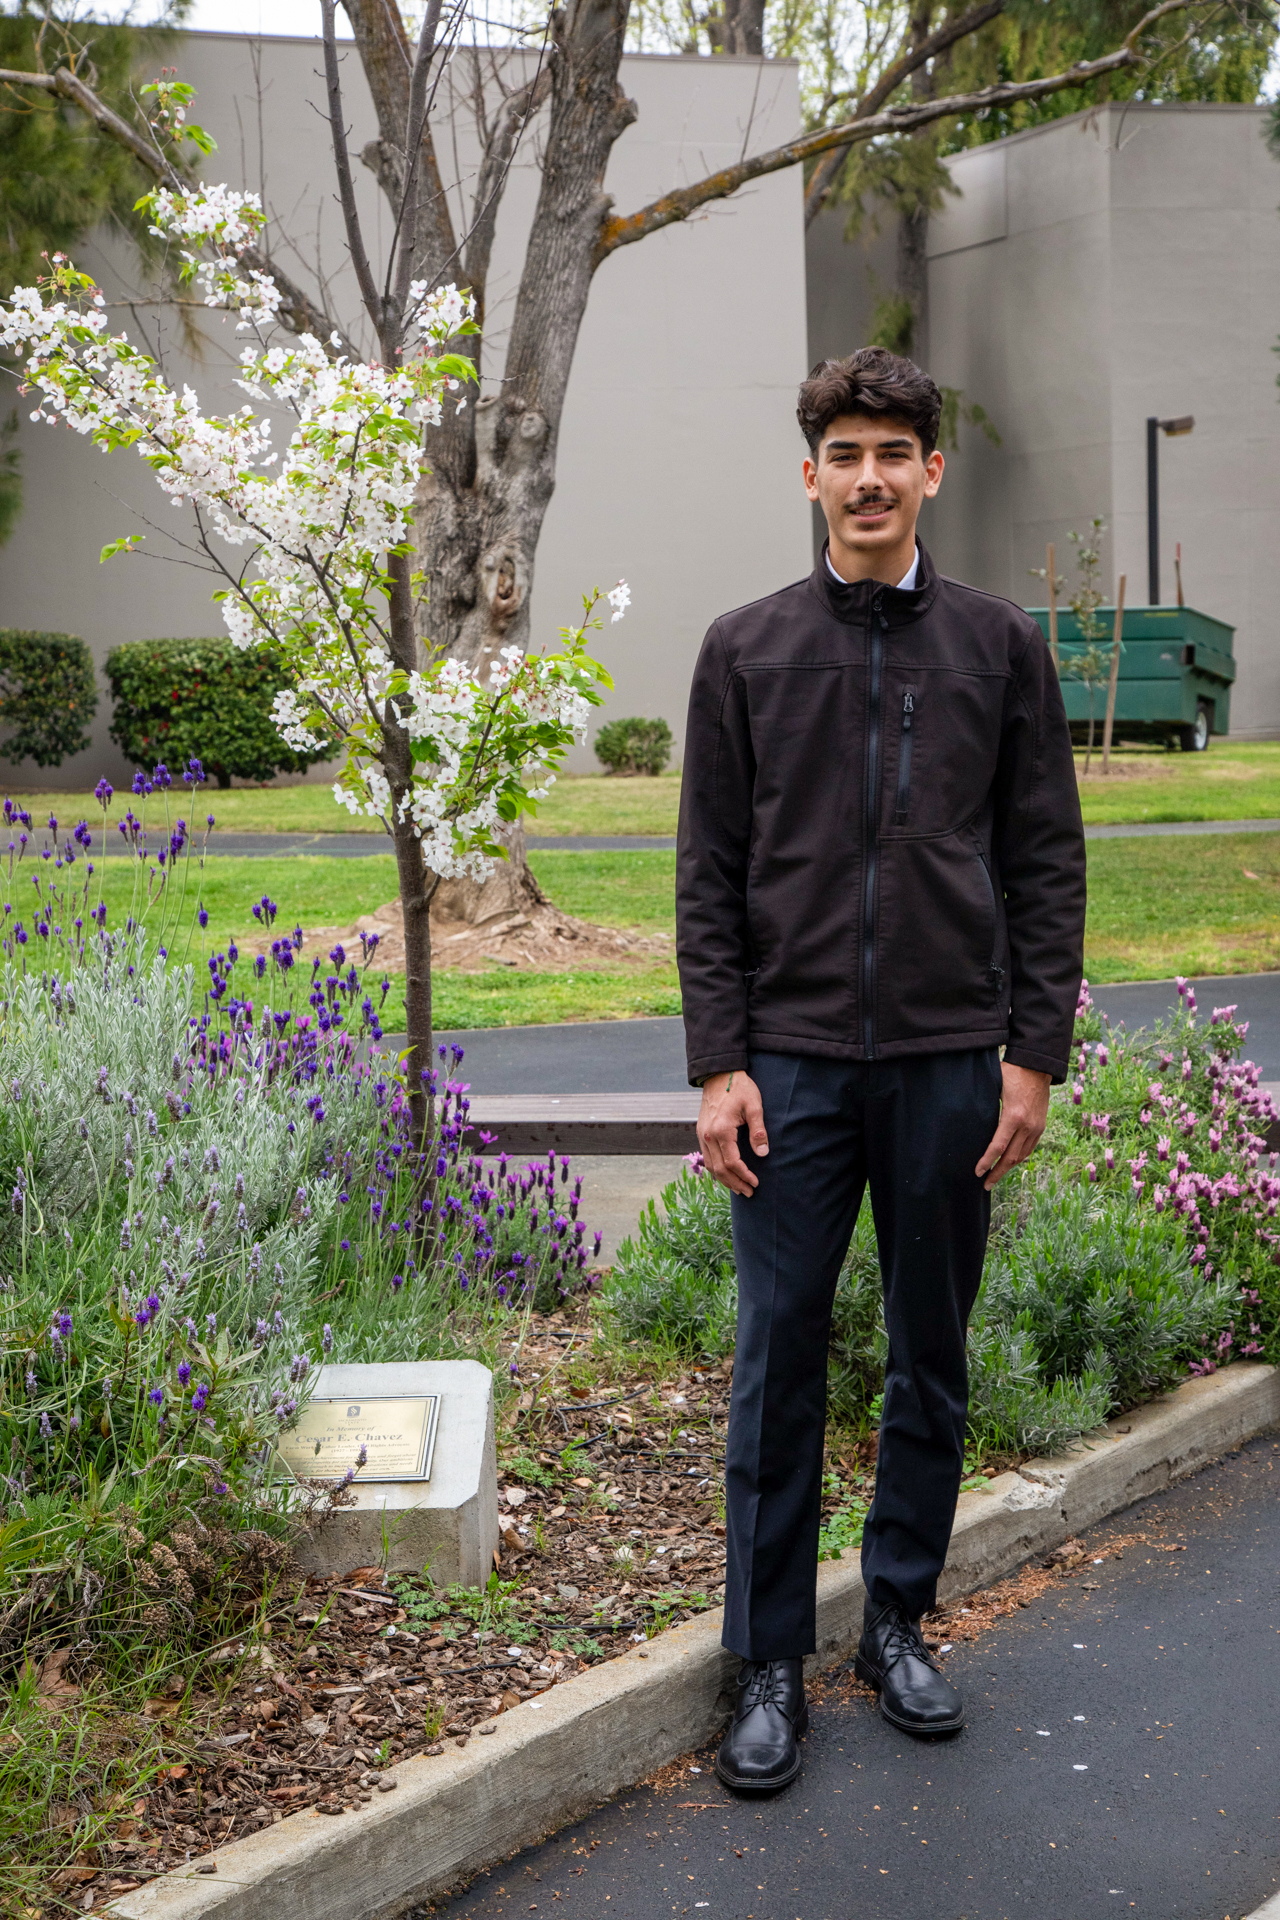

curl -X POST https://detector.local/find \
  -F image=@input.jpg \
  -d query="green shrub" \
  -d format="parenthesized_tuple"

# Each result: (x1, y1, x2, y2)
(593, 716, 673, 777)
(965, 1321, 1114, 1455)
(105, 636, 332, 788)
(600, 1167, 736, 1356)
(978, 1176, 1233, 1412)
(0, 630, 97, 765)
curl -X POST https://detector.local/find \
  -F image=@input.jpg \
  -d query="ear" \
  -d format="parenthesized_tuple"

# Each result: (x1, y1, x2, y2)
(802, 455, 820, 503)
(923, 449, 945, 498)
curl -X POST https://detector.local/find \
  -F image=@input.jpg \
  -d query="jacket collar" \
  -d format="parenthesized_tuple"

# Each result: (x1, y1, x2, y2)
(809, 538, 940, 626)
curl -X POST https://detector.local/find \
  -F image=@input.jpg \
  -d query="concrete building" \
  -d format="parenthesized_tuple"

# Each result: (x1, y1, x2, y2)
(809, 102, 1280, 736)
(0, 31, 811, 787)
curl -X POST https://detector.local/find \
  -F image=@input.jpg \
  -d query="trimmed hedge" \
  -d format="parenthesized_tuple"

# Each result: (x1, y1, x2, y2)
(594, 716, 673, 777)
(0, 630, 97, 766)
(105, 636, 333, 789)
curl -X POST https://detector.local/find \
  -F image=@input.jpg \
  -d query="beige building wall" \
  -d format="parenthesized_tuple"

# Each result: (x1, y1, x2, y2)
(808, 103, 1280, 735)
(0, 34, 812, 789)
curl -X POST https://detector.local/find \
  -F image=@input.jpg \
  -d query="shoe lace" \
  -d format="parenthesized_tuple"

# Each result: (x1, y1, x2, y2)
(877, 1610, 940, 1676)
(742, 1660, 788, 1710)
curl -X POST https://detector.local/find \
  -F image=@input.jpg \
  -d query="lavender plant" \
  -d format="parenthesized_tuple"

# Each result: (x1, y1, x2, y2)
(0, 792, 601, 1657)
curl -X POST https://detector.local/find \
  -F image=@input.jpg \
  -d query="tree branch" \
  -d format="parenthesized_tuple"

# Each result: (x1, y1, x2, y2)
(596, 0, 1203, 262)
(801, 0, 1004, 228)
(320, 0, 385, 342)
(0, 61, 359, 357)
(388, 0, 446, 321)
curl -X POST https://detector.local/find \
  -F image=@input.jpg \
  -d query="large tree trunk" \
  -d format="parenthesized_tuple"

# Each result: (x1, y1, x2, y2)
(896, 0, 934, 364)
(896, 202, 930, 363)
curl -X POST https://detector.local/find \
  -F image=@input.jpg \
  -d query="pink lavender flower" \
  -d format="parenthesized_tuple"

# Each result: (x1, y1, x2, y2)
(1086, 1162, 1098, 1183)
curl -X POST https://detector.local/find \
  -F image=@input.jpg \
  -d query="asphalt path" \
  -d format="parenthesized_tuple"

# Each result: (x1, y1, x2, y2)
(435, 975, 1280, 1092)
(420, 1434, 1280, 1920)
(77, 818, 1280, 856)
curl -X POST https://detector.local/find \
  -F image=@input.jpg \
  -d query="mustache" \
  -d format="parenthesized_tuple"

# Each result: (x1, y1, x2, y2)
(848, 494, 897, 508)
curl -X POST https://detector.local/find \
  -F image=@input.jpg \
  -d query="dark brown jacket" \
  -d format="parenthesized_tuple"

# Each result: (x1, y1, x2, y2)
(676, 542, 1086, 1086)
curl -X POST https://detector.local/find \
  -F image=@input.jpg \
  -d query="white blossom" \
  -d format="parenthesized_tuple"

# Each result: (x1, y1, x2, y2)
(1, 170, 619, 893)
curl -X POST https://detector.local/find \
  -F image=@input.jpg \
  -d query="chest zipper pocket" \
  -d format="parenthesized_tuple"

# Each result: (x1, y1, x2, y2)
(894, 687, 917, 825)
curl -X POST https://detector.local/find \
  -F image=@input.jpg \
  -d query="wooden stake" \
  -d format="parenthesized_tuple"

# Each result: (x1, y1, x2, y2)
(1046, 541, 1059, 669)
(1174, 542, 1184, 609)
(1101, 573, 1126, 775)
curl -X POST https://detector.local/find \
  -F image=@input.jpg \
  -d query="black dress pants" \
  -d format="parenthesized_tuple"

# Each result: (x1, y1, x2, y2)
(722, 1047, 1002, 1660)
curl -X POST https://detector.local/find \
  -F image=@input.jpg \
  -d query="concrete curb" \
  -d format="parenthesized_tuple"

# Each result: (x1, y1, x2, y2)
(111, 1361, 1280, 1920)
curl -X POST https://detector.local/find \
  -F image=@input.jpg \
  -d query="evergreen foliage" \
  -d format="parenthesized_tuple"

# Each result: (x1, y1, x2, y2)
(0, 629, 96, 766)
(593, 717, 674, 778)
(105, 636, 334, 789)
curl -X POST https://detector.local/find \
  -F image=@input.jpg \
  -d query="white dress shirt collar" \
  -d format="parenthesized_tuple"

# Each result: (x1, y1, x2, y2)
(826, 545, 920, 592)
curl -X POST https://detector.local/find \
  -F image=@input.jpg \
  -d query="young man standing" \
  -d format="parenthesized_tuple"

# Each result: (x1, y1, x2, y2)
(676, 348, 1086, 1794)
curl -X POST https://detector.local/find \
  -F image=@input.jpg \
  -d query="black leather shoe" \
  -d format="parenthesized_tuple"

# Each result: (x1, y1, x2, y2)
(714, 1657, 809, 1793)
(854, 1602, 964, 1735)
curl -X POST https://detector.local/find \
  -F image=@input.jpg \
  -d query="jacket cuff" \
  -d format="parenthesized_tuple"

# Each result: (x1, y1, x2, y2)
(686, 1051, 750, 1088)
(1003, 1044, 1068, 1086)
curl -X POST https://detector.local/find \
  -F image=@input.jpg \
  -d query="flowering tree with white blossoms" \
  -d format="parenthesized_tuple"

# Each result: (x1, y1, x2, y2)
(0, 54, 629, 1135)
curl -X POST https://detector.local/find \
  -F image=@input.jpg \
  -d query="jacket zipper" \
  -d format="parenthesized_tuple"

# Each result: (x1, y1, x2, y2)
(975, 849, 1006, 998)
(863, 592, 886, 1056)
(894, 688, 915, 824)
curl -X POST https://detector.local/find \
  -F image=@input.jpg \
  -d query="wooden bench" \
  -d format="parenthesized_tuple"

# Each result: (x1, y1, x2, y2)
(465, 1092, 701, 1156)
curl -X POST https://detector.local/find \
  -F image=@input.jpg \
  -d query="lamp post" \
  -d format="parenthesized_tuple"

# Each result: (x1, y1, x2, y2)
(1146, 414, 1194, 605)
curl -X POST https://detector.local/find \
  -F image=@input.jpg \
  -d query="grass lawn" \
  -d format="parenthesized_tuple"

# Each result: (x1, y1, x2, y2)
(1074, 740, 1280, 825)
(14, 744, 1280, 840)
(2, 771, 683, 839)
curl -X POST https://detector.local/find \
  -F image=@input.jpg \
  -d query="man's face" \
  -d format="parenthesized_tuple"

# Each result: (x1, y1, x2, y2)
(803, 412, 944, 559)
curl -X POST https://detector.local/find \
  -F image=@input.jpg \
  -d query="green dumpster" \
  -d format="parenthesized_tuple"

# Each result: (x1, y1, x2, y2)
(1025, 605, 1235, 752)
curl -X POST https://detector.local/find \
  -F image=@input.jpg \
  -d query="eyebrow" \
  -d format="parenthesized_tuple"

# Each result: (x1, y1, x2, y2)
(823, 436, 914, 453)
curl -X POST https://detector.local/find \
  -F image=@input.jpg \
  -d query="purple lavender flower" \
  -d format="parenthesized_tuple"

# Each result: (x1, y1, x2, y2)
(39, 1412, 52, 1438)
(191, 1383, 209, 1413)
(148, 1385, 164, 1408)
(178, 1360, 191, 1387)
(94, 778, 114, 808)
(198, 904, 208, 929)
(322, 1324, 333, 1354)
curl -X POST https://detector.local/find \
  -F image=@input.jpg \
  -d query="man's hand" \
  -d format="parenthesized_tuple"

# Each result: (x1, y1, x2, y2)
(975, 1062, 1052, 1190)
(698, 1070, 769, 1196)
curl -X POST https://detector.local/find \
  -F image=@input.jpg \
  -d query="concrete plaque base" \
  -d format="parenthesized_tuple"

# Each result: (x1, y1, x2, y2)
(291, 1359, 499, 1586)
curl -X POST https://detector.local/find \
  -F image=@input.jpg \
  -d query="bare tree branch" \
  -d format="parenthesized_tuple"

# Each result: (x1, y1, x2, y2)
(0, 61, 359, 355)
(595, 0, 1209, 262)
(320, 0, 385, 340)
(801, 0, 1005, 229)
(462, 57, 554, 334)
(345, 0, 460, 289)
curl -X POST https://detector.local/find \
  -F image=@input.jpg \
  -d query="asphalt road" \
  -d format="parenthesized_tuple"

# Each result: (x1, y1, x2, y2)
(436, 974, 1280, 1092)
(421, 1434, 1280, 1920)
(79, 819, 1280, 856)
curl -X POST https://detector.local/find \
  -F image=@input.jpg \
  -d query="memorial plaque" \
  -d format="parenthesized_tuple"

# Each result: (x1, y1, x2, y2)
(277, 1393, 440, 1483)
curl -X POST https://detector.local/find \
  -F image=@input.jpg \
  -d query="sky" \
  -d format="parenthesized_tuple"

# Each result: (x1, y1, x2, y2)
(181, 0, 350, 34)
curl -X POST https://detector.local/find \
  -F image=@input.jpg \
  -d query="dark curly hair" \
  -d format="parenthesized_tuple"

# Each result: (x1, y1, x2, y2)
(797, 348, 942, 457)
